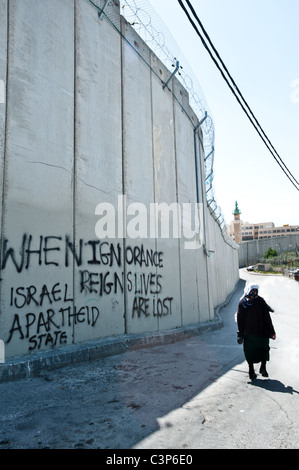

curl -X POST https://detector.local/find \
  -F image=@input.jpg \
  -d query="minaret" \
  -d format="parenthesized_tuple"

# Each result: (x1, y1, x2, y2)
(233, 201, 242, 244)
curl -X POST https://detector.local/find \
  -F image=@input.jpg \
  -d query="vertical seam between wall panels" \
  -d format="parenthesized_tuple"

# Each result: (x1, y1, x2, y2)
(73, 0, 77, 344)
(0, 0, 10, 320)
(120, 18, 127, 335)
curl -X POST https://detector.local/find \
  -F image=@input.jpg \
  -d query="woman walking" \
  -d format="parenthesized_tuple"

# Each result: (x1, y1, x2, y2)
(237, 283, 276, 380)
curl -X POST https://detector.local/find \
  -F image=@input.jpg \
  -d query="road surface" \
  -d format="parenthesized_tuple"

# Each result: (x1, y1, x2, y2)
(0, 269, 298, 449)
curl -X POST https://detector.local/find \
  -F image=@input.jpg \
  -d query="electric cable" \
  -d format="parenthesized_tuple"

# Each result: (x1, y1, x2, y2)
(184, 0, 299, 187)
(178, 0, 299, 191)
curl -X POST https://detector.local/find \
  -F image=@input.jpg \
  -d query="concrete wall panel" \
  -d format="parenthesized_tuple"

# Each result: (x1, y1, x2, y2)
(193, 136, 212, 323)
(74, 0, 124, 341)
(0, 0, 75, 357)
(150, 53, 182, 331)
(0, 0, 7, 240)
(206, 211, 218, 310)
(121, 19, 159, 334)
(173, 81, 200, 325)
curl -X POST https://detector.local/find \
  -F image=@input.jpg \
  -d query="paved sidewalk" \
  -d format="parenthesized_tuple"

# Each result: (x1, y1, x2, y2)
(0, 271, 298, 449)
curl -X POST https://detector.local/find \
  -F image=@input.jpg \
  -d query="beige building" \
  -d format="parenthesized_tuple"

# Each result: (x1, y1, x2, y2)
(227, 203, 299, 242)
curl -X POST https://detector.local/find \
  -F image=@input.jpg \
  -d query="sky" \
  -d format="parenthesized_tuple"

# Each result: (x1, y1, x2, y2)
(143, 0, 299, 227)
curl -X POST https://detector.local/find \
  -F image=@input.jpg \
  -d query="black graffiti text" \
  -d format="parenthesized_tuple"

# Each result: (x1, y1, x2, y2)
(0, 235, 164, 272)
(28, 330, 67, 351)
(6, 305, 100, 349)
(80, 270, 163, 297)
(10, 283, 73, 309)
(132, 296, 173, 318)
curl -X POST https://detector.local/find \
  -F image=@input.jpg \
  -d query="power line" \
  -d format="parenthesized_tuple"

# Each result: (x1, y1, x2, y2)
(184, 0, 299, 187)
(178, 0, 299, 191)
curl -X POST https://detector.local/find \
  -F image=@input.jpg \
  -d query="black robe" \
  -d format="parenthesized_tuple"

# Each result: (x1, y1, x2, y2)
(237, 296, 276, 364)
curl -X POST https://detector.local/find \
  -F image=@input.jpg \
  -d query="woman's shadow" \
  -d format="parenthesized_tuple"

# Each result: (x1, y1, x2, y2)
(250, 378, 299, 395)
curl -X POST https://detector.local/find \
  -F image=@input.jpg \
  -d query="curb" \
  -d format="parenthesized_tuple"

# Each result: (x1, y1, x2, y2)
(0, 320, 223, 383)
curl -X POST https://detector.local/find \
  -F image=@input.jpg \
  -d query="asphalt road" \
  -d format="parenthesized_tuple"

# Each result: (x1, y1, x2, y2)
(0, 269, 298, 450)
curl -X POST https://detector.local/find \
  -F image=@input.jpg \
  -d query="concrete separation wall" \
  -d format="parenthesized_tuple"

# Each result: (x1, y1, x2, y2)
(0, 0, 239, 369)
(238, 234, 299, 267)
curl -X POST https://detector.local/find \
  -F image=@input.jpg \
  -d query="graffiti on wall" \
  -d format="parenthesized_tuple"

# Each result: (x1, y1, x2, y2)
(0, 234, 173, 352)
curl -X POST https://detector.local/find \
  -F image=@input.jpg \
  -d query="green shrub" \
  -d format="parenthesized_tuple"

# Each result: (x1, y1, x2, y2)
(264, 247, 278, 259)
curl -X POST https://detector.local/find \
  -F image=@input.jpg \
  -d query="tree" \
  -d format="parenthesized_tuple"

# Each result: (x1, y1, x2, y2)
(264, 247, 278, 259)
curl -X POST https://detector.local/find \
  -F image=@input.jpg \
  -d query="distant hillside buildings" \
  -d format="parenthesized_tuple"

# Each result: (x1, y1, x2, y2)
(227, 201, 299, 243)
